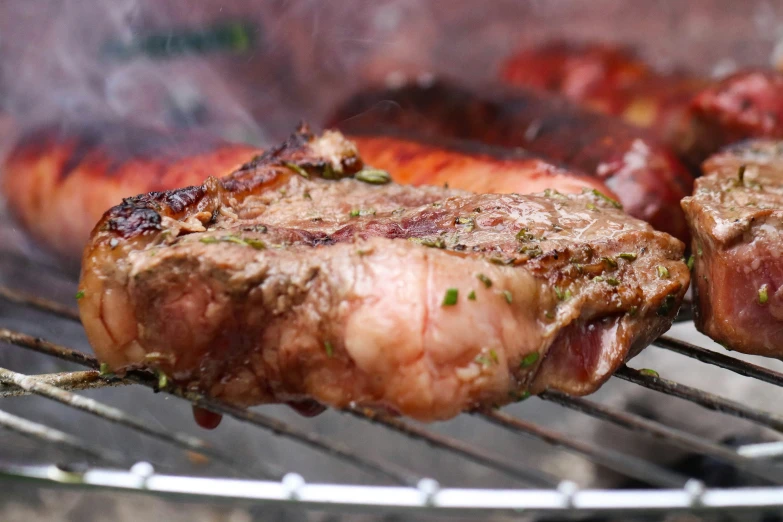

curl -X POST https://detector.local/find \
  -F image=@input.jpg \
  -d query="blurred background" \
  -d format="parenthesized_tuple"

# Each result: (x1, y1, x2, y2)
(3, 1, 783, 521)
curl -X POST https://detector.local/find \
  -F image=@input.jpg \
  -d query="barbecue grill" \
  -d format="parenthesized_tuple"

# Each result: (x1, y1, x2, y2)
(6, 2, 783, 520)
(4, 234, 783, 521)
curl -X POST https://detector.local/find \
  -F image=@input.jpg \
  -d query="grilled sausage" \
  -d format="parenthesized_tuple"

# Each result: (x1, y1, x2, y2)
(1, 122, 261, 263)
(500, 41, 707, 164)
(690, 69, 783, 159)
(347, 132, 614, 196)
(328, 80, 694, 241)
(3, 121, 617, 263)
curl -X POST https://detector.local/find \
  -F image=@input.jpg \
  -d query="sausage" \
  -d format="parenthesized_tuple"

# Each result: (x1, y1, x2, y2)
(689, 69, 783, 157)
(349, 131, 614, 196)
(500, 41, 708, 163)
(328, 80, 694, 241)
(1, 122, 260, 263)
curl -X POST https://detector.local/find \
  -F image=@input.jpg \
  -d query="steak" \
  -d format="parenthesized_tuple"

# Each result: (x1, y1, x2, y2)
(79, 126, 689, 421)
(683, 140, 783, 357)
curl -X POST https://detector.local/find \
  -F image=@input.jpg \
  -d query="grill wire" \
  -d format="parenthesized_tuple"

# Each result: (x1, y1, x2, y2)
(3, 255, 783, 517)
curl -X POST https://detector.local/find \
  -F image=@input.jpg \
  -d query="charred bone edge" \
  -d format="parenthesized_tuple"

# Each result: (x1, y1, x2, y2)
(5, 463, 783, 513)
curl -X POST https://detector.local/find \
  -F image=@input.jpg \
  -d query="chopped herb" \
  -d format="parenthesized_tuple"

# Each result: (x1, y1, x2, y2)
(657, 265, 669, 279)
(349, 209, 361, 218)
(200, 237, 219, 244)
(455, 216, 475, 231)
(283, 162, 309, 178)
(468, 290, 477, 301)
(586, 202, 597, 211)
(639, 368, 659, 378)
(591, 188, 622, 209)
(99, 362, 112, 376)
(477, 273, 493, 288)
(157, 371, 169, 390)
(244, 238, 266, 250)
(628, 305, 638, 316)
(520, 352, 540, 368)
(442, 288, 459, 306)
(759, 284, 769, 305)
(322, 163, 336, 180)
(75, 290, 85, 300)
(324, 341, 334, 358)
(686, 255, 695, 271)
(657, 294, 676, 316)
(606, 277, 621, 286)
(554, 286, 571, 301)
(475, 355, 492, 367)
(410, 237, 446, 249)
(489, 349, 499, 364)
(618, 252, 637, 261)
(738, 164, 746, 183)
(356, 249, 371, 256)
(513, 390, 531, 402)
(516, 227, 536, 241)
(593, 276, 605, 282)
(303, 192, 312, 200)
(544, 310, 555, 319)
(518, 245, 543, 258)
(697, 246, 703, 256)
(255, 225, 268, 233)
(601, 256, 618, 269)
(502, 290, 513, 304)
(489, 256, 515, 265)
(355, 168, 392, 185)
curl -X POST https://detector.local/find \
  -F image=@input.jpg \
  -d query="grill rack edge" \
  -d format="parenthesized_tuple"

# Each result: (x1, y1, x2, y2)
(3, 278, 783, 516)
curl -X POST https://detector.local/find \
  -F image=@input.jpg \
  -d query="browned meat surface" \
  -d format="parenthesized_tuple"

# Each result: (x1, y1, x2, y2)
(79, 126, 688, 421)
(1, 122, 260, 262)
(328, 80, 694, 242)
(683, 140, 783, 358)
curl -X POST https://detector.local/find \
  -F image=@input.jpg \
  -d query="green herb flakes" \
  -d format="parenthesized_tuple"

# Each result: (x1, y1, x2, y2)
(657, 265, 670, 279)
(759, 284, 769, 305)
(468, 290, 477, 301)
(75, 290, 85, 300)
(554, 286, 571, 301)
(618, 252, 637, 261)
(606, 277, 620, 286)
(586, 202, 597, 211)
(520, 352, 539, 368)
(628, 306, 638, 317)
(601, 256, 618, 269)
(157, 371, 169, 390)
(489, 349, 499, 364)
(99, 363, 112, 377)
(355, 168, 391, 185)
(686, 255, 695, 271)
(502, 290, 513, 304)
(283, 162, 309, 178)
(544, 310, 555, 319)
(477, 273, 493, 288)
(639, 368, 659, 378)
(324, 341, 334, 358)
(657, 294, 676, 316)
(590, 188, 622, 209)
(442, 288, 459, 306)
(349, 209, 361, 218)
(513, 390, 531, 402)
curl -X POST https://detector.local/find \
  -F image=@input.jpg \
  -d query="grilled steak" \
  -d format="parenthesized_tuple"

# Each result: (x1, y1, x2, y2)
(683, 140, 783, 357)
(79, 126, 689, 421)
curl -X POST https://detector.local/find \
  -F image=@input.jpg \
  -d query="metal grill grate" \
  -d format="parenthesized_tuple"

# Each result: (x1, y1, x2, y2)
(3, 257, 783, 517)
